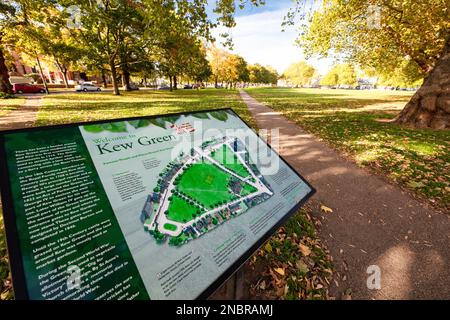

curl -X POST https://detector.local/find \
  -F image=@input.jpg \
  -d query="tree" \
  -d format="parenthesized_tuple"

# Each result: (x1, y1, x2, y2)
(222, 54, 248, 88)
(320, 70, 338, 87)
(0, 2, 16, 93)
(62, 0, 144, 95)
(336, 63, 357, 87)
(378, 59, 423, 88)
(294, 0, 450, 129)
(320, 64, 357, 87)
(208, 45, 229, 87)
(0, 1, 53, 93)
(158, 33, 206, 91)
(184, 43, 212, 84)
(39, 17, 84, 88)
(4, 1, 55, 93)
(248, 64, 278, 85)
(282, 61, 316, 87)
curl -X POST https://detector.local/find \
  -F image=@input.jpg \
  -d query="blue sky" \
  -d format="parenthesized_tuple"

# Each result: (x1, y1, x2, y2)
(208, 0, 333, 75)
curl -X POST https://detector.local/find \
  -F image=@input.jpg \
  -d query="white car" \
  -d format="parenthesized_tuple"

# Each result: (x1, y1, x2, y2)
(75, 83, 101, 92)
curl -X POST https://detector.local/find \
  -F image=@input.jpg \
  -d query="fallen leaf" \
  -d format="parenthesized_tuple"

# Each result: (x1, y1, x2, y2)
(296, 260, 309, 274)
(407, 181, 425, 189)
(299, 243, 311, 256)
(320, 204, 333, 213)
(265, 243, 273, 253)
(274, 267, 285, 276)
(259, 280, 266, 290)
(342, 288, 352, 300)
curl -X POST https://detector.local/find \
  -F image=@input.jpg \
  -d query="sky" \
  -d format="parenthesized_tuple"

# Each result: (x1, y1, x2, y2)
(208, 0, 333, 75)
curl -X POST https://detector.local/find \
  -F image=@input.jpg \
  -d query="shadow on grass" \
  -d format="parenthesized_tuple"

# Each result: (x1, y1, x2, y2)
(37, 89, 257, 128)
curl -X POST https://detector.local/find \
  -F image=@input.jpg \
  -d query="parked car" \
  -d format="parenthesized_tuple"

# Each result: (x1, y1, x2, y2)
(12, 83, 46, 94)
(157, 84, 170, 90)
(75, 83, 101, 92)
(183, 84, 193, 89)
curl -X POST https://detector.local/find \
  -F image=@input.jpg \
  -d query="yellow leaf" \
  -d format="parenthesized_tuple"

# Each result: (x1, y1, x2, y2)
(265, 242, 273, 253)
(299, 243, 311, 256)
(320, 204, 333, 213)
(274, 267, 285, 276)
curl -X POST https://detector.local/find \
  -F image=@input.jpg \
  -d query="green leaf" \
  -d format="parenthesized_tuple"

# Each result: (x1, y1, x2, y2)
(149, 118, 168, 129)
(162, 115, 181, 124)
(128, 119, 151, 129)
(192, 113, 210, 119)
(82, 122, 127, 133)
(83, 124, 105, 133)
(108, 122, 127, 132)
(210, 111, 228, 121)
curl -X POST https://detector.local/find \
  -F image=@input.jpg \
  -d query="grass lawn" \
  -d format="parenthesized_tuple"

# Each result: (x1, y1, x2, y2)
(241, 183, 257, 196)
(211, 145, 250, 178)
(0, 98, 26, 117)
(166, 195, 199, 223)
(177, 162, 235, 209)
(163, 223, 178, 232)
(245, 87, 450, 210)
(38, 89, 256, 128)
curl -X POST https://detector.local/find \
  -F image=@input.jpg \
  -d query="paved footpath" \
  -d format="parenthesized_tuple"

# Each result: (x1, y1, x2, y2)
(240, 90, 450, 299)
(0, 95, 42, 131)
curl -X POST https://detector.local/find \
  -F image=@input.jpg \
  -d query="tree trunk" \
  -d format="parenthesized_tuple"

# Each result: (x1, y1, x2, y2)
(169, 76, 173, 92)
(173, 75, 178, 90)
(62, 70, 69, 88)
(122, 71, 131, 90)
(101, 69, 108, 88)
(0, 46, 12, 94)
(55, 60, 69, 88)
(120, 58, 131, 91)
(36, 56, 49, 94)
(394, 38, 450, 129)
(109, 60, 120, 95)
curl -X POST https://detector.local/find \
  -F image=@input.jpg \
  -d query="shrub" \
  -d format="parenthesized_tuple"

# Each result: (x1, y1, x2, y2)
(0, 92, 16, 99)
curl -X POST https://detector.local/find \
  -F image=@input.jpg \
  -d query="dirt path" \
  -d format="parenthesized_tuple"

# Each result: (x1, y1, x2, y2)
(0, 95, 42, 131)
(240, 90, 450, 300)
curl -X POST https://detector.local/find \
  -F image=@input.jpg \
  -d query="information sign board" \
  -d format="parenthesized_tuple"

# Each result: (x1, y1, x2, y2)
(0, 108, 314, 300)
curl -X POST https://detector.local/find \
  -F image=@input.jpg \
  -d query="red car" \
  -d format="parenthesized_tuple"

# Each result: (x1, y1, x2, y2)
(12, 83, 46, 94)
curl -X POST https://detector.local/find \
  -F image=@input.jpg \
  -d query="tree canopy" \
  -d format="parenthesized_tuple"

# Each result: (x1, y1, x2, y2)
(0, 0, 269, 94)
(282, 61, 316, 87)
(296, 0, 449, 85)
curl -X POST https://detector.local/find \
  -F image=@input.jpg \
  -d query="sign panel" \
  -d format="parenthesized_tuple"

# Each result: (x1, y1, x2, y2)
(0, 108, 315, 300)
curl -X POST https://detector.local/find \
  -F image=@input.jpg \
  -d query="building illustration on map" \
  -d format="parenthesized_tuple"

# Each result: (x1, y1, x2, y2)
(140, 136, 274, 247)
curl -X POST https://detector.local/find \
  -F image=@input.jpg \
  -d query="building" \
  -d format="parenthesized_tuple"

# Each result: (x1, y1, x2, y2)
(7, 49, 104, 86)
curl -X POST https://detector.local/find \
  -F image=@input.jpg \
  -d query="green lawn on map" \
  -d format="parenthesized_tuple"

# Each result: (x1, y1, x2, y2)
(241, 183, 257, 196)
(163, 223, 178, 231)
(177, 162, 236, 209)
(166, 195, 199, 223)
(211, 144, 250, 178)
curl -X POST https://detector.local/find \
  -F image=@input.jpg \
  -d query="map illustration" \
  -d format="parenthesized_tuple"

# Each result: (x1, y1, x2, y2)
(140, 136, 274, 246)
